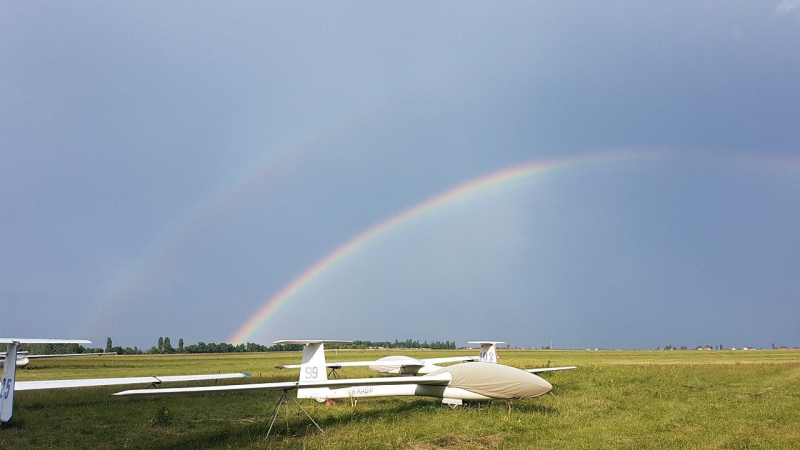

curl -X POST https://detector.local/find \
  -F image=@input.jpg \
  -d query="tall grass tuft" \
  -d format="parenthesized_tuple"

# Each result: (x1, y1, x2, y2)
(150, 404, 173, 427)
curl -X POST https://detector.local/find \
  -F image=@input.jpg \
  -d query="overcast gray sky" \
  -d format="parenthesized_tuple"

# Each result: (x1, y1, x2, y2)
(2, 2, 799, 350)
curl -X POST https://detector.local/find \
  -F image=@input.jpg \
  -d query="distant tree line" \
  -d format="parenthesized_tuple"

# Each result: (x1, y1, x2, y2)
(146, 337, 457, 354)
(18, 343, 97, 355)
(326, 339, 456, 350)
(18, 341, 144, 355)
(659, 344, 745, 350)
(22, 338, 788, 355)
(19, 337, 458, 355)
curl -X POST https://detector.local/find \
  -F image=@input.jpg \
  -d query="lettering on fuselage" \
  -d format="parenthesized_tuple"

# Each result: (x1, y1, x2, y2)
(349, 386, 374, 396)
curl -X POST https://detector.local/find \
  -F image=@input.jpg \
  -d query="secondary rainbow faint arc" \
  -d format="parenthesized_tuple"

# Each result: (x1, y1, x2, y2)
(82, 101, 386, 338)
(228, 150, 652, 344)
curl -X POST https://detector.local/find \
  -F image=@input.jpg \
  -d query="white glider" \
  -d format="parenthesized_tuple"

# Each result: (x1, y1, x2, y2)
(115, 340, 557, 407)
(1, 338, 249, 424)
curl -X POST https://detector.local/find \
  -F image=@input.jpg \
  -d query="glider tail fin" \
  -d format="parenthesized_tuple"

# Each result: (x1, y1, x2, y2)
(297, 342, 330, 401)
(299, 342, 328, 383)
(273, 340, 351, 401)
(467, 341, 506, 363)
(480, 343, 498, 363)
(1, 343, 18, 423)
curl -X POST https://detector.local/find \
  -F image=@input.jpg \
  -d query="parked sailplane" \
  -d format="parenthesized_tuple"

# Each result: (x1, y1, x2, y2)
(1, 338, 250, 424)
(277, 341, 576, 377)
(115, 340, 575, 408)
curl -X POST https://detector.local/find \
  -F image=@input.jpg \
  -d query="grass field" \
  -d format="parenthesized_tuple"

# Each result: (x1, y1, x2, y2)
(2, 349, 799, 449)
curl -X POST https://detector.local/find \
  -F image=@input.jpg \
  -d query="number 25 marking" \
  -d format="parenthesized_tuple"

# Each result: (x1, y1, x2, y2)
(1, 378, 11, 399)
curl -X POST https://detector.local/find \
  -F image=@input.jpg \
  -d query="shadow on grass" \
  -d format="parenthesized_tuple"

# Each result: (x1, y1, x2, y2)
(144, 395, 560, 449)
(473, 401, 559, 415)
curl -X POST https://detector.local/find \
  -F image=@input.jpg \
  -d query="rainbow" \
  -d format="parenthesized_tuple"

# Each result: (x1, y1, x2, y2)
(82, 102, 382, 338)
(82, 155, 291, 337)
(227, 149, 659, 344)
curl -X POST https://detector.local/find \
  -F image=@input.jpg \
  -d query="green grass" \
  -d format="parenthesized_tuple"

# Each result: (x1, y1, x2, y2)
(2, 350, 799, 449)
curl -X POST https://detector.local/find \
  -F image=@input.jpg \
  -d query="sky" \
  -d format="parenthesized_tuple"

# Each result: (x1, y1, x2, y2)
(2, 2, 799, 351)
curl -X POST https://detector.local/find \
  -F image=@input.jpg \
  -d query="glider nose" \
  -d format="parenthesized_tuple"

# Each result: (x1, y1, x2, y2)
(522, 372, 552, 398)
(538, 377, 553, 395)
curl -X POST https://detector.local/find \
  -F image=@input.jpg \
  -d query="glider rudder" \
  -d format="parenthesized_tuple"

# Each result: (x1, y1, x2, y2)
(1, 343, 18, 423)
